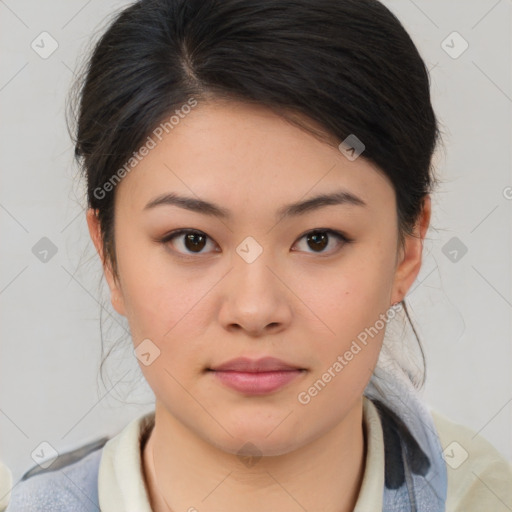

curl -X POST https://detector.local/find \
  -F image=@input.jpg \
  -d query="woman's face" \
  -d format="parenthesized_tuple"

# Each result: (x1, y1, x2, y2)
(87, 99, 428, 456)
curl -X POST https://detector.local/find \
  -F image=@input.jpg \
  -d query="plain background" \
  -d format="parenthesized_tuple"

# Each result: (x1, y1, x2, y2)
(1, 0, 511, 485)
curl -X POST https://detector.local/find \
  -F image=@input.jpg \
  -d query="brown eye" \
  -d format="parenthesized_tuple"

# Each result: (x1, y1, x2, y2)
(307, 231, 329, 252)
(183, 231, 207, 252)
(294, 229, 349, 254)
(160, 229, 217, 256)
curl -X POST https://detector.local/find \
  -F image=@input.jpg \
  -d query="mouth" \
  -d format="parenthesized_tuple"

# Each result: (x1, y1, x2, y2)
(208, 356, 307, 373)
(207, 356, 307, 395)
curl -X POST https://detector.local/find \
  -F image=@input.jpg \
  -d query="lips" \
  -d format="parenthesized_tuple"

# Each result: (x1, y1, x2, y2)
(208, 357, 306, 395)
(209, 356, 305, 373)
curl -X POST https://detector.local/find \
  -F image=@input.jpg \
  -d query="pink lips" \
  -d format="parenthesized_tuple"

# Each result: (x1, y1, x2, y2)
(208, 357, 306, 395)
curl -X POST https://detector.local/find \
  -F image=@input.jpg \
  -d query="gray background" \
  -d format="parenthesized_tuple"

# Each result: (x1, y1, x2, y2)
(1, 0, 511, 485)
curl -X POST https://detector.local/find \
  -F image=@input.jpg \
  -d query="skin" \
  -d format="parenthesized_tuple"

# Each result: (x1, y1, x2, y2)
(87, 99, 431, 512)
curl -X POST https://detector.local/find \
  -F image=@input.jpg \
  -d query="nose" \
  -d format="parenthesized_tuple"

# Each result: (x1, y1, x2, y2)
(218, 249, 293, 336)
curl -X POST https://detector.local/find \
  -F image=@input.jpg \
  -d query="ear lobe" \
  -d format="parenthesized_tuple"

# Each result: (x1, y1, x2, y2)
(85, 208, 126, 316)
(390, 195, 432, 305)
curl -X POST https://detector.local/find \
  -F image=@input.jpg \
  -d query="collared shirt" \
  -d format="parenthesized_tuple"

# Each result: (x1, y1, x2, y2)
(97, 396, 512, 512)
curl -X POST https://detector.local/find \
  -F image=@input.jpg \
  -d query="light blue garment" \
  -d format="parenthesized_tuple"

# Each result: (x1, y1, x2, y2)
(364, 341, 448, 511)
(5, 448, 102, 512)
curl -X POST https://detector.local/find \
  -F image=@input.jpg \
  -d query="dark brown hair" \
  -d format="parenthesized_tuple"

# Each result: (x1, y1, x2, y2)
(69, 0, 445, 389)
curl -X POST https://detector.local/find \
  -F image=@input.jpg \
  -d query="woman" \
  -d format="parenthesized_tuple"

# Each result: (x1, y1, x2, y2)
(6, 0, 512, 510)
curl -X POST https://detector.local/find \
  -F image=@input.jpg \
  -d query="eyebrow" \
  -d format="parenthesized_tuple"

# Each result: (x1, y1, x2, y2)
(143, 189, 367, 220)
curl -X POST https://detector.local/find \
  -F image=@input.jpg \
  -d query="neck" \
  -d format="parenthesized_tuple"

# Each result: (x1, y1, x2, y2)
(142, 397, 367, 512)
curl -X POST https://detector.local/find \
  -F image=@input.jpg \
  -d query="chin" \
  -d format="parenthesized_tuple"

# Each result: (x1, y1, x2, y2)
(205, 423, 304, 458)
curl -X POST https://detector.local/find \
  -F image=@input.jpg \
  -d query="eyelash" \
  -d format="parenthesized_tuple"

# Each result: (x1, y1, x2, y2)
(158, 228, 353, 259)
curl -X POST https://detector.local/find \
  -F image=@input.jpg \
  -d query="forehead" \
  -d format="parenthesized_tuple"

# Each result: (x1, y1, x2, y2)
(114, 100, 395, 219)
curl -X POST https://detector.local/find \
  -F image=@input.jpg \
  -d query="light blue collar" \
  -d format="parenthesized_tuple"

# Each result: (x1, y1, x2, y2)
(365, 346, 448, 511)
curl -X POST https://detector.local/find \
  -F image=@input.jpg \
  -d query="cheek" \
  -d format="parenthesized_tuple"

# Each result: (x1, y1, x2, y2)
(302, 248, 396, 339)
(297, 286, 391, 417)
(113, 231, 200, 337)
(296, 242, 396, 390)
(115, 249, 217, 389)
(122, 280, 212, 368)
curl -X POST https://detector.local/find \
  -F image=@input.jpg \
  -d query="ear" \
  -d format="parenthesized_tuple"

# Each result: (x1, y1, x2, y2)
(390, 195, 431, 305)
(86, 208, 126, 316)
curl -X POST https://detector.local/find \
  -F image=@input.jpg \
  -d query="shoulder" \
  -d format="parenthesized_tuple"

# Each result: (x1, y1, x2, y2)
(430, 408, 512, 512)
(5, 437, 108, 512)
(0, 459, 12, 512)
